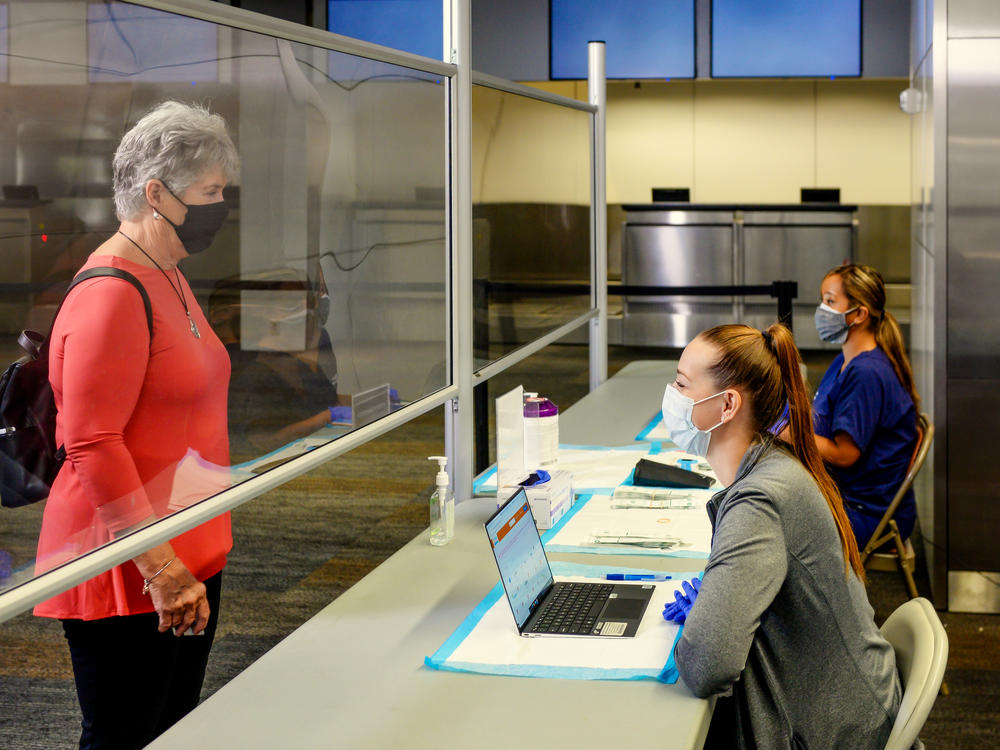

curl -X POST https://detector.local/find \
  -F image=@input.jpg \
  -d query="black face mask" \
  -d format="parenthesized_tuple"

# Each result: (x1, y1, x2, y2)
(158, 181, 229, 255)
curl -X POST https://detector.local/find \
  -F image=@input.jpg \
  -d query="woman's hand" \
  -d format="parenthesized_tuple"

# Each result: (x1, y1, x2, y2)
(135, 545, 210, 636)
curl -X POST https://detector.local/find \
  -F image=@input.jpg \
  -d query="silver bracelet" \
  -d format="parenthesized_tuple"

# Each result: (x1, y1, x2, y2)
(142, 557, 175, 596)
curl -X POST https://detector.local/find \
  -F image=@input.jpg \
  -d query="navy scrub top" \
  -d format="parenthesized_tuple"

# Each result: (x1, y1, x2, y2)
(813, 347, 918, 529)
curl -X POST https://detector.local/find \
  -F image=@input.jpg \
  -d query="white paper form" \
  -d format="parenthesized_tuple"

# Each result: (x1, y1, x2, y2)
(496, 386, 526, 489)
(426, 565, 696, 682)
(545, 492, 714, 558)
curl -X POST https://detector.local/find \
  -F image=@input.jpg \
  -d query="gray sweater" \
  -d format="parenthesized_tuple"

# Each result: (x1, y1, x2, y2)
(675, 441, 901, 749)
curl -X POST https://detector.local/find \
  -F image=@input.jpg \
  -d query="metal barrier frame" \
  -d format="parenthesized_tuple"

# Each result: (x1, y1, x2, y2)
(0, 0, 606, 623)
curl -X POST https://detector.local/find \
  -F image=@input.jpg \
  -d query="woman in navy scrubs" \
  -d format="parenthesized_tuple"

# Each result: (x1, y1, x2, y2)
(809, 263, 921, 549)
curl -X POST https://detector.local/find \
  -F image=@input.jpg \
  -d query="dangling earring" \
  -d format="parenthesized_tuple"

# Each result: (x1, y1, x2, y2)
(152, 210, 160, 220)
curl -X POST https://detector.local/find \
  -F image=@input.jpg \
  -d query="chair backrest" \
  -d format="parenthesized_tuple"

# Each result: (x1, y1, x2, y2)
(863, 413, 934, 558)
(880, 597, 949, 750)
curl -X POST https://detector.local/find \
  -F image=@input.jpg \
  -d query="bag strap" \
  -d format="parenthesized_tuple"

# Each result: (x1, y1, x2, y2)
(67, 267, 153, 337)
(42, 268, 154, 465)
(18, 266, 154, 361)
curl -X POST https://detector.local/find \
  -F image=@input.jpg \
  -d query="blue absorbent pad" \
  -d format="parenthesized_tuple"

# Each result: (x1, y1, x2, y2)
(425, 562, 700, 683)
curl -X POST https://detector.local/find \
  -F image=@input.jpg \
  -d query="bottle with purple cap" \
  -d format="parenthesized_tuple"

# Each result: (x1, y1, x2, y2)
(523, 393, 559, 469)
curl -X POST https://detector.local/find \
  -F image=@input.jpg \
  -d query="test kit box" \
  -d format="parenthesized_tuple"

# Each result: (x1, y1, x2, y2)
(499, 469, 574, 530)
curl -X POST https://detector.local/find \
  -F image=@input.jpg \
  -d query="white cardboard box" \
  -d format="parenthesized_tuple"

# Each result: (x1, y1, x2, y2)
(499, 469, 574, 530)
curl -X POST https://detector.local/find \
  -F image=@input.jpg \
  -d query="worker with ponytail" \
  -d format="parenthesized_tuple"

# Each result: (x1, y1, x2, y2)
(662, 323, 900, 748)
(811, 263, 920, 549)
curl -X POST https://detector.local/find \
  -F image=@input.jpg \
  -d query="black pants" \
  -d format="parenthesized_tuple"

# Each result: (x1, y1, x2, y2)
(61, 571, 222, 750)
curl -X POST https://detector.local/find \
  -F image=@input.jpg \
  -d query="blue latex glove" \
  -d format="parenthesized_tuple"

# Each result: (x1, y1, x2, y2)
(661, 577, 701, 624)
(329, 405, 352, 424)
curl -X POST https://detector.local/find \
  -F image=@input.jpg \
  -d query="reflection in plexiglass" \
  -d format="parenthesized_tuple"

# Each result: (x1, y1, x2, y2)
(0, 1, 448, 595)
(471, 84, 592, 368)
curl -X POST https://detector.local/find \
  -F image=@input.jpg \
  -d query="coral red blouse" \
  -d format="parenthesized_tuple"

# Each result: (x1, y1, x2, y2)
(34, 254, 232, 621)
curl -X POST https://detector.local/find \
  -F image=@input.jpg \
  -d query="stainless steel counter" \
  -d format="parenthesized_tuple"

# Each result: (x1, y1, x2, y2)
(621, 203, 857, 348)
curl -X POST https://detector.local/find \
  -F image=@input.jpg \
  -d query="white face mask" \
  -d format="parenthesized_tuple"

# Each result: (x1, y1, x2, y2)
(660, 384, 727, 457)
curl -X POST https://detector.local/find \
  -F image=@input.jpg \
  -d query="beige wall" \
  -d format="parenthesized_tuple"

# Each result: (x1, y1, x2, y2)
(472, 84, 591, 204)
(483, 79, 912, 205)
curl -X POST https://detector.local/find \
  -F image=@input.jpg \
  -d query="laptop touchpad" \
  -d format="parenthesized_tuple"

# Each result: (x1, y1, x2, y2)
(602, 597, 645, 620)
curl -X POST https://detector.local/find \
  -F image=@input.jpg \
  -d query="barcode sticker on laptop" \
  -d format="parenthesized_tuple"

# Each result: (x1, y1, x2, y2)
(598, 622, 628, 637)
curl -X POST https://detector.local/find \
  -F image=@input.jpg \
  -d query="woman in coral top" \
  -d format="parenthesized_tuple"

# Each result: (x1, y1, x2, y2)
(34, 100, 239, 749)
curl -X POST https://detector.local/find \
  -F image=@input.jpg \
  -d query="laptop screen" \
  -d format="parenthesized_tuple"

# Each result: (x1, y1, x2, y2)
(486, 489, 554, 629)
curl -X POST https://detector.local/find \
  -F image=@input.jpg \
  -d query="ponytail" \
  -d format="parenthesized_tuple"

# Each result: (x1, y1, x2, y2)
(876, 311, 921, 413)
(765, 324, 865, 581)
(702, 323, 865, 581)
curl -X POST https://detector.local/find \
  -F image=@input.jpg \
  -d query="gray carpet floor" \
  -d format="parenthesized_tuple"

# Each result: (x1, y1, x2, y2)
(1, 344, 997, 748)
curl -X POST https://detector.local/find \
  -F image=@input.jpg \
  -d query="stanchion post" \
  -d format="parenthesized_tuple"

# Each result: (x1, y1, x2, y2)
(588, 41, 608, 391)
(772, 280, 798, 332)
(445, 0, 474, 500)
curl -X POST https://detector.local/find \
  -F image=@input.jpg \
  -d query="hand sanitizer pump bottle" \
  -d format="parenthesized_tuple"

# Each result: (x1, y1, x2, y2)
(428, 456, 454, 546)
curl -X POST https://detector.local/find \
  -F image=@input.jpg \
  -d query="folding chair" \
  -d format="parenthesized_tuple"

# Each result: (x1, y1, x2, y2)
(861, 413, 933, 600)
(880, 597, 949, 750)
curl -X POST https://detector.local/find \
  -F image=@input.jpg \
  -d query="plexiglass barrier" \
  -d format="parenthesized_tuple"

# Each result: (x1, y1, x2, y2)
(471, 83, 594, 370)
(0, 0, 450, 602)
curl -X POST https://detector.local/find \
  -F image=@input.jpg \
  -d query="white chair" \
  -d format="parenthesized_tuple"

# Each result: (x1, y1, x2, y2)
(880, 597, 949, 750)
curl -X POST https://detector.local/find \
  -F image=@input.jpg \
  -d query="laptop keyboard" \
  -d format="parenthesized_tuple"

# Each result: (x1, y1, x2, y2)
(529, 583, 613, 635)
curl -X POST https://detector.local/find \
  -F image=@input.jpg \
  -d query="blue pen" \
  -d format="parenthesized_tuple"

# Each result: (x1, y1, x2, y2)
(605, 573, 672, 581)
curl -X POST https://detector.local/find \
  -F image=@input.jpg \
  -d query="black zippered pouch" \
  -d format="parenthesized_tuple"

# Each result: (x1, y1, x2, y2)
(632, 458, 713, 489)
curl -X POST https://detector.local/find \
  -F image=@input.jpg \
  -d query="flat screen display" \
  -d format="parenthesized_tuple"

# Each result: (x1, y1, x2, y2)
(712, 0, 861, 78)
(88, 3, 218, 83)
(486, 490, 553, 629)
(550, 0, 695, 80)
(328, 0, 442, 61)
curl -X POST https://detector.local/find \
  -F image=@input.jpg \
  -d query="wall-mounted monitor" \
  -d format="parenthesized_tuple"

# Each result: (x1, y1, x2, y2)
(801, 187, 841, 203)
(712, 0, 861, 78)
(652, 187, 690, 202)
(88, 3, 218, 83)
(550, 0, 695, 80)
(328, 0, 442, 61)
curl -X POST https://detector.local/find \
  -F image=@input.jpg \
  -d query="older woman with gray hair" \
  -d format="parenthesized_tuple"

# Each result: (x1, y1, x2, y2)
(34, 100, 239, 749)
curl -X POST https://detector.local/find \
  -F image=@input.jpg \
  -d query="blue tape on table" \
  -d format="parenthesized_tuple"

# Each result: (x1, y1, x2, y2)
(230, 441, 316, 472)
(472, 465, 498, 495)
(425, 561, 696, 683)
(230, 424, 349, 473)
(635, 413, 663, 442)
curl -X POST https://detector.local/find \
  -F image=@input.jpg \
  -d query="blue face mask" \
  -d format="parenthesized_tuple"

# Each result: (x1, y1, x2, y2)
(814, 303, 859, 344)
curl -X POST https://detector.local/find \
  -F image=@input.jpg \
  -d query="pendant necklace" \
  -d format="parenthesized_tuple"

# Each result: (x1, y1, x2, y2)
(118, 230, 201, 339)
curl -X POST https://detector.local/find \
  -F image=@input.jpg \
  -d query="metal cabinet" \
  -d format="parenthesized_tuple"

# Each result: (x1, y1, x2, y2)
(622, 204, 857, 348)
(622, 211, 734, 347)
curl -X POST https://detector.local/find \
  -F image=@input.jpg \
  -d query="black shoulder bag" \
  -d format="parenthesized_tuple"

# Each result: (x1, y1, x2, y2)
(0, 267, 152, 508)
